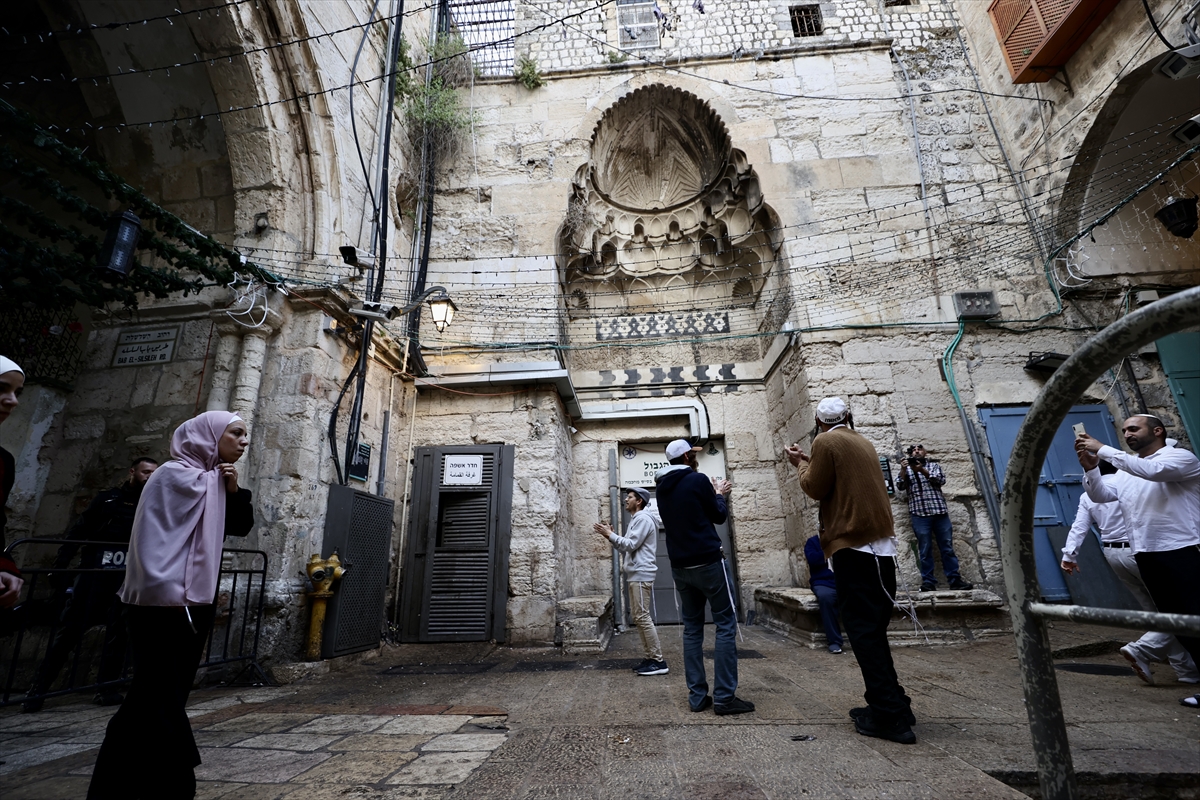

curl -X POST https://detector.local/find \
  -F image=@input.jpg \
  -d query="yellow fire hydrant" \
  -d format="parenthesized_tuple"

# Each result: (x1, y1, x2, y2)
(305, 552, 347, 662)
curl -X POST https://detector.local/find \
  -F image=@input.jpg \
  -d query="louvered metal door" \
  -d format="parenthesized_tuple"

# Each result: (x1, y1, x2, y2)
(398, 445, 514, 642)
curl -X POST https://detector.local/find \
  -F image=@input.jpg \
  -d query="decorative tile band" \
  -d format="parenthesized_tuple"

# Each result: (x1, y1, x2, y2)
(594, 311, 730, 341)
(596, 363, 739, 387)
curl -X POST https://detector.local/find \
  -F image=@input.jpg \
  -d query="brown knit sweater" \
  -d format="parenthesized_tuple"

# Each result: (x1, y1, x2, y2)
(795, 426, 894, 558)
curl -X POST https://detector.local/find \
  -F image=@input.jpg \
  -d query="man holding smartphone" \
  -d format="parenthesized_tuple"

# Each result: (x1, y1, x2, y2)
(896, 445, 973, 592)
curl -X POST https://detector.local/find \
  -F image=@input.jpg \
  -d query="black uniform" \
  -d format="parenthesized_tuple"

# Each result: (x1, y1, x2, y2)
(27, 484, 141, 698)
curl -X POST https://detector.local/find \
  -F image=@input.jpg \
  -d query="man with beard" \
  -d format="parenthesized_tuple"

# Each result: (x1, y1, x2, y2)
(23, 458, 159, 712)
(1075, 415, 1200, 709)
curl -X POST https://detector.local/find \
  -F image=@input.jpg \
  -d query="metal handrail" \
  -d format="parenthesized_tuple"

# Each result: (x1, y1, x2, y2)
(999, 285, 1200, 800)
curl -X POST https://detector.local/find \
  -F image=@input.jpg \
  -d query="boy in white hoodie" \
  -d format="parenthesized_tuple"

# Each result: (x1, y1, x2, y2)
(595, 487, 668, 675)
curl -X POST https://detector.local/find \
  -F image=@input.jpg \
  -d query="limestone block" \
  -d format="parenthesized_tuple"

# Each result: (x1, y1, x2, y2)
(506, 595, 556, 644)
(201, 162, 234, 198)
(162, 167, 201, 202)
(164, 199, 217, 234)
(64, 415, 105, 441)
(155, 361, 204, 407)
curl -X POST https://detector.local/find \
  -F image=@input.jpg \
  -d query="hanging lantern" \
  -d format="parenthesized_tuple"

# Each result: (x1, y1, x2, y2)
(97, 210, 142, 277)
(1154, 197, 1198, 239)
(428, 291, 457, 333)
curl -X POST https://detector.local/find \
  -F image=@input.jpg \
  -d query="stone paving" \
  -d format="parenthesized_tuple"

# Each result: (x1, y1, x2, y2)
(1, 621, 1197, 799)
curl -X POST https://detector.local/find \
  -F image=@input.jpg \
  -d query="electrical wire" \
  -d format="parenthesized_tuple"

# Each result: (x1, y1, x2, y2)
(1143, 0, 1183, 49)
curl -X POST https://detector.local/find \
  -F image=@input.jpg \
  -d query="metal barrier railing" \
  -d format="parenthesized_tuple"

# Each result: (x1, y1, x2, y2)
(1, 539, 272, 707)
(999, 285, 1200, 800)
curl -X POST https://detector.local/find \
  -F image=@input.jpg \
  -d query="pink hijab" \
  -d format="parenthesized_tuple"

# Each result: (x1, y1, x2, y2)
(119, 411, 243, 606)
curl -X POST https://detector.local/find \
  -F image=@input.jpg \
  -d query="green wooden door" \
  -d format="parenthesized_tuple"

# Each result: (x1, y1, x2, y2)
(1157, 332, 1200, 446)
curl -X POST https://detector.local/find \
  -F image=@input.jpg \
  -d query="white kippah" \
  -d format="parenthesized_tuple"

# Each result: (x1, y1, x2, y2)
(816, 396, 848, 424)
(0, 356, 23, 376)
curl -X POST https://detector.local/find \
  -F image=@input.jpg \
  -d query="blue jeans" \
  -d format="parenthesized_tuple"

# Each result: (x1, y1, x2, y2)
(672, 561, 738, 707)
(911, 513, 960, 584)
(812, 584, 843, 649)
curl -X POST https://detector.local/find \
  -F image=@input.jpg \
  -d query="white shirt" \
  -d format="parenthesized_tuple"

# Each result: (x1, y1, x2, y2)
(1061, 475, 1127, 562)
(1083, 444, 1200, 554)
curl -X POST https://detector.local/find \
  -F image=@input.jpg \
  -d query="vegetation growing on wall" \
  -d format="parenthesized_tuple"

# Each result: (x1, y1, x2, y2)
(514, 56, 544, 89)
(397, 33, 475, 157)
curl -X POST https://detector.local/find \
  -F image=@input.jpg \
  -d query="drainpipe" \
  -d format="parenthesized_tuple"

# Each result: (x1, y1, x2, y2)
(608, 449, 624, 632)
(941, 320, 1003, 544)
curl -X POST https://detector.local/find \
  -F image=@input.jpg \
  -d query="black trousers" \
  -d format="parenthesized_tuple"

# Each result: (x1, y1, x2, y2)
(1135, 546, 1200, 665)
(87, 604, 214, 800)
(30, 573, 128, 693)
(832, 547, 913, 726)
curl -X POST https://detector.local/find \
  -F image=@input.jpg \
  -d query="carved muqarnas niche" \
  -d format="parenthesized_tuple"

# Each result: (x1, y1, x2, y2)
(559, 84, 782, 318)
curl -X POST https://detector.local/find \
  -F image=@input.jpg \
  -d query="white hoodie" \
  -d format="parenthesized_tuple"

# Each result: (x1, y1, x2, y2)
(606, 508, 659, 583)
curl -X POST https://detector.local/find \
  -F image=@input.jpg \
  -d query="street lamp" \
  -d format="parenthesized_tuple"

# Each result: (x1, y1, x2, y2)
(348, 285, 456, 330)
(428, 289, 457, 333)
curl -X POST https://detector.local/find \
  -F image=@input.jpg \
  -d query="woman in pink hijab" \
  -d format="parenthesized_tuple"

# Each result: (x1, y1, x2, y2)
(88, 411, 254, 800)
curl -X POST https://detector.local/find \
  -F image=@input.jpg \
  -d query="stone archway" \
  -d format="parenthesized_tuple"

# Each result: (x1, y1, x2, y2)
(559, 84, 783, 322)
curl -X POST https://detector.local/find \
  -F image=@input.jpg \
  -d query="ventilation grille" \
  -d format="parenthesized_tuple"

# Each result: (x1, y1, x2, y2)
(438, 493, 490, 549)
(426, 552, 491, 636)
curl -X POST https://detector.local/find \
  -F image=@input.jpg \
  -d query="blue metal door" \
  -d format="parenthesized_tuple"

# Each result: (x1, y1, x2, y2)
(1157, 332, 1200, 447)
(979, 405, 1120, 601)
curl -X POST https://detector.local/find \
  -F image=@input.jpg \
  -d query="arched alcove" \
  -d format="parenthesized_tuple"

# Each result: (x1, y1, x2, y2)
(558, 84, 783, 321)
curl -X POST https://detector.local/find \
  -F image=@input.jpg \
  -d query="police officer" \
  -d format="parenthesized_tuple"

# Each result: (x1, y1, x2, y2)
(23, 458, 159, 712)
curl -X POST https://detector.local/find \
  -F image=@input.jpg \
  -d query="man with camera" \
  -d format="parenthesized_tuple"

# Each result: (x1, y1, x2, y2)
(896, 445, 973, 592)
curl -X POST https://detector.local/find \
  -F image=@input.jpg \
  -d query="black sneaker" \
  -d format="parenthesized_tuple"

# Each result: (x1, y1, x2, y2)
(632, 659, 654, 673)
(920, 582, 936, 592)
(850, 706, 916, 727)
(713, 696, 755, 716)
(93, 691, 124, 706)
(853, 708, 916, 744)
(636, 660, 669, 676)
(20, 695, 44, 714)
(948, 577, 974, 590)
(690, 696, 713, 712)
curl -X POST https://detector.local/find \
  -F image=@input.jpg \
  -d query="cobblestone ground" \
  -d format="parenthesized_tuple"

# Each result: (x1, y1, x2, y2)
(2, 622, 1197, 799)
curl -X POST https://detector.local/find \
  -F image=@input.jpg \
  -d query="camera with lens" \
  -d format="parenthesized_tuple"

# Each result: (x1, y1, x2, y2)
(907, 456, 925, 467)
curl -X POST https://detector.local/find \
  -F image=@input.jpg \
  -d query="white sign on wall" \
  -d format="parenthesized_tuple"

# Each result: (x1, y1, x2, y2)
(112, 327, 179, 367)
(443, 455, 484, 485)
(617, 440, 726, 489)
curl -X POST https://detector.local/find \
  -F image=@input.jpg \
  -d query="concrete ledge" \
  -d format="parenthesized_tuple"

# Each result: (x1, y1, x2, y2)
(754, 586, 1011, 648)
(556, 594, 614, 655)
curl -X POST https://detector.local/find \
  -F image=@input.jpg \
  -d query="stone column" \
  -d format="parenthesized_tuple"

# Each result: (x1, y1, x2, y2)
(206, 317, 244, 412)
(228, 306, 283, 434)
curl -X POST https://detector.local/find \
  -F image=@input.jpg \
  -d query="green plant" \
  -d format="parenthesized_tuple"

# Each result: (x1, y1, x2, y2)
(514, 56, 544, 90)
(399, 33, 476, 157)
(606, 50, 628, 64)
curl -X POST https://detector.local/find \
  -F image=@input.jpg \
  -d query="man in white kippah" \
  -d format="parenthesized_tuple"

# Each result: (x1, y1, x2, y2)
(0, 356, 26, 609)
(787, 396, 916, 744)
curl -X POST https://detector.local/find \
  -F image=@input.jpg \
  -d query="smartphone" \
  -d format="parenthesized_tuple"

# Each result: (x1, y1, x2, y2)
(1072, 422, 1087, 438)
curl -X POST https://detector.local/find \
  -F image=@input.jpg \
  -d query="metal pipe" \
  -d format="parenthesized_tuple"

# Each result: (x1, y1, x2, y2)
(376, 408, 391, 495)
(608, 449, 624, 631)
(999, 285, 1200, 800)
(1030, 602, 1200, 637)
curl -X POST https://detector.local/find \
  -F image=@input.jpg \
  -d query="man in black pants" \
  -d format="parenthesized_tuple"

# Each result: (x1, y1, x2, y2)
(788, 397, 915, 744)
(1076, 415, 1200, 708)
(23, 458, 159, 712)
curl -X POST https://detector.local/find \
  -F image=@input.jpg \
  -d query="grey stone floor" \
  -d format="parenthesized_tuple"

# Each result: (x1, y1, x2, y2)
(1, 620, 1197, 799)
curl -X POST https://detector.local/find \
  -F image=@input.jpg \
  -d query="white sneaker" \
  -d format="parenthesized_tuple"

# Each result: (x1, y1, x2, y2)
(1176, 674, 1200, 685)
(1120, 644, 1154, 685)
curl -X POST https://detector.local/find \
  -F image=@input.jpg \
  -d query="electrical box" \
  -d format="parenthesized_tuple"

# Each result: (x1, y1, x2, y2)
(321, 484, 394, 658)
(953, 290, 1000, 320)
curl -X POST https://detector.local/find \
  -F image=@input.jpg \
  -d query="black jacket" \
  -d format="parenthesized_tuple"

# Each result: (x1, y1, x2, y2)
(654, 465, 727, 568)
(1, 446, 16, 575)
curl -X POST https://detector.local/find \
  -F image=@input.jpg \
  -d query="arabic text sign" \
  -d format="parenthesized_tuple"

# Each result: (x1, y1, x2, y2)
(113, 327, 179, 367)
(443, 455, 484, 485)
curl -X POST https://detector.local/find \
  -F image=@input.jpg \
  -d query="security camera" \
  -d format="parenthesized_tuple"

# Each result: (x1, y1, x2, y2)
(1154, 42, 1200, 80)
(339, 245, 375, 271)
(350, 301, 401, 322)
(1174, 113, 1200, 145)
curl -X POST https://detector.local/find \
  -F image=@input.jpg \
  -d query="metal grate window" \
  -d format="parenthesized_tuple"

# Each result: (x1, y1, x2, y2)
(884, 0, 913, 7)
(0, 306, 86, 391)
(789, 5, 824, 37)
(448, 0, 514, 77)
(618, 1, 661, 50)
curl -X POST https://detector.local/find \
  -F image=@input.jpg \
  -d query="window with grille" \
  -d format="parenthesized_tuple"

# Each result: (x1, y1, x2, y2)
(789, 5, 824, 37)
(884, 0, 912, 7)
(618, 0, 661, 49)
(987, 0, 1119, 83)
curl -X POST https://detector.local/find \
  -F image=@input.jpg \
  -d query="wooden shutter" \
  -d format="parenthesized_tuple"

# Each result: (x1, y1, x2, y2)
(987, 0, 1120, 84)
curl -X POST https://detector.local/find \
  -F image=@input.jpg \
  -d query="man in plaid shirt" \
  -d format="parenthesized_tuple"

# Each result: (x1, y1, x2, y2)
(896, 445, 974, 592)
